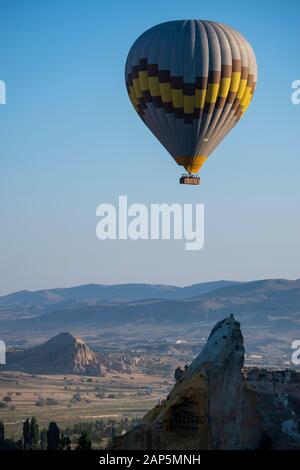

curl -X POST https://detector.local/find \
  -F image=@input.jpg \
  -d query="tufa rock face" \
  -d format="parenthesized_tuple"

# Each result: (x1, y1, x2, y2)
(109, 315, 260, 450)
(187, 314, 260, 449)
(245, 367, 300, 449)
(109, 315, 300, 450)
(3, 332, 106, 376)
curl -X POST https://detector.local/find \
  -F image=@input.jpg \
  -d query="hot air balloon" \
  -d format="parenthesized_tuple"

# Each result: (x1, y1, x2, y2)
(125, 20, 257, 185)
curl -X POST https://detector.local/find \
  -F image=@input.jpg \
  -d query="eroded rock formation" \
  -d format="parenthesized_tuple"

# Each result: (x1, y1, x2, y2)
(109, 315, 300, 450)
(2, 333, 107, 376)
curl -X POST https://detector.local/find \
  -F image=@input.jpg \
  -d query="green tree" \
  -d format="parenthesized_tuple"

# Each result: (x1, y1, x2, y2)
(61, 434, 71, 450)
(30, 416, 39, 449)
(0, 438, 22, 450)
(40, 428, 47, 450)
(3, 396, 12, 403)
(111, 425, 117, 440)
(76, 431, 92, 450)
(47, 422, 61, 450)
(23, 418, 30, 450)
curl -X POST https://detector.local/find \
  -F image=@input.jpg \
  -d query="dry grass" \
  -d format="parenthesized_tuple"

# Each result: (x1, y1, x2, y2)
(0, 371, 172, 438)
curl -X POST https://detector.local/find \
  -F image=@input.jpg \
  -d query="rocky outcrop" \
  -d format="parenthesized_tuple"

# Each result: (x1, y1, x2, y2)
(3, 333, 107, 376)
(109, 315, 300, 450)
(245, 367, 300, 449)
(105, 353, 144, 374)
(2, 333, 146, 376)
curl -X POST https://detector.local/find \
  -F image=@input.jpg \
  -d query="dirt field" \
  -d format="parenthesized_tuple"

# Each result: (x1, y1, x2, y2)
(0, 371, 172, 439)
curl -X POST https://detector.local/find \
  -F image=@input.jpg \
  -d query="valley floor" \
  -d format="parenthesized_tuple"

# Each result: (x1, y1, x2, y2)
(0, 371, 172, 442)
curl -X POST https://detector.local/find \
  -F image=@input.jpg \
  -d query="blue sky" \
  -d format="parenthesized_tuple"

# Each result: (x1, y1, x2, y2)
(0, 0, 299, 295)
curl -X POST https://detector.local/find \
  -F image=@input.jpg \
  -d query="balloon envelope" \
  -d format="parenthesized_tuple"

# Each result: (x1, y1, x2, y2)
(125, 20, 257, 174)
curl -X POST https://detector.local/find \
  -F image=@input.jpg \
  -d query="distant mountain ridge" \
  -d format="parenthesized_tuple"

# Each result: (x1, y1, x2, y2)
(0, 281, 238, 319)
(15, 278, 300, 330)
(0, 280, 238, 304)
(1, 279, 299, 355)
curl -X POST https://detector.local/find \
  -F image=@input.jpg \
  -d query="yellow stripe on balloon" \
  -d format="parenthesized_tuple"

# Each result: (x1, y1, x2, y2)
(240, 86, 252, 106)
(138, 71, 149, 91)
(236, 79, 247, 100)
(132, 78, 143, 98)
(195, 89, 207, 109)
(241, 92, 253, 113)
(206, 83, 219, 103)
(230, 72, 241, 93)
(148, 76, 160, 97)
(218, 77, 231, 98)
(160, 83, 172, 102)
(172, 89, 184, 108)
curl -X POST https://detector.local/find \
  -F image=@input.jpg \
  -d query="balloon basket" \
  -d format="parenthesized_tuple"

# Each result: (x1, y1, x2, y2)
(179, 174, 200, 185)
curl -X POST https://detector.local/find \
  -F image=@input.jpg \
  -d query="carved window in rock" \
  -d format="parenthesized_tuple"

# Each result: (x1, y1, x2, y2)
(171, 407, 201, 433)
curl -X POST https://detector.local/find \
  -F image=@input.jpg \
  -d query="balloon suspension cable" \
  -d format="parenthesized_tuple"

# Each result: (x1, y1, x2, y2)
(179, 173, 200, 185)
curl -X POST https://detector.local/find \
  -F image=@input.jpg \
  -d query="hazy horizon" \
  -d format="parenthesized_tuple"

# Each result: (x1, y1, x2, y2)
(2, 276, 300, 298)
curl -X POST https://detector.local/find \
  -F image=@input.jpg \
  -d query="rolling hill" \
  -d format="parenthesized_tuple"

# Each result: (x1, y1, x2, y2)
(0, 280, 237, 320)
(0, 279, 299, 359)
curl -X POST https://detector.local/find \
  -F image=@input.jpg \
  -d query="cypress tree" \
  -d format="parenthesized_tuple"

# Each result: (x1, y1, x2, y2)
(47, 422, 61, 450)
(30, 416, 39, 449)
(40, 428, 47, 450)
(23, 418, 30, 450)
